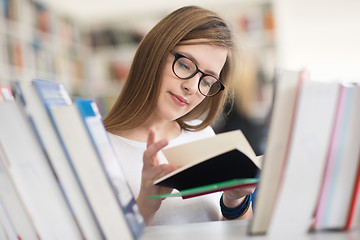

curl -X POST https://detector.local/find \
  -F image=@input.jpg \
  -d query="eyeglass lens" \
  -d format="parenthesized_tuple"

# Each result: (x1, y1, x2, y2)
(173, 56, 222, 96)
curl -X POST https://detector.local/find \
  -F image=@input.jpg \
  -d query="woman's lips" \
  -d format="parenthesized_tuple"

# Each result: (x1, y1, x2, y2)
(170, 93, 188, 106)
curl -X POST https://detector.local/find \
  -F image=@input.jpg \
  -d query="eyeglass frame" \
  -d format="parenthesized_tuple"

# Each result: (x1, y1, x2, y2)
(170, 50, 225, 97)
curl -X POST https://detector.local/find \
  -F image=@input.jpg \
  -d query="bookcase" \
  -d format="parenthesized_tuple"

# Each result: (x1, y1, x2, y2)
(0, 0, 278, 121)
(83, 26, 142, 114)
(0, 0, 89, 96)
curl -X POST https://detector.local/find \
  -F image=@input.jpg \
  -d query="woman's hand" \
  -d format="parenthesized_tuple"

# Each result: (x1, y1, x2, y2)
(222, 186, 256, 219)
(136, 129, 175, 225)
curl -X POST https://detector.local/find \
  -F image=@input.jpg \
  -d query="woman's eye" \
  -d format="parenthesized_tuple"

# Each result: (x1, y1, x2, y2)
(201, 79, 211, 87)
(178, 61, 191, 71)
(202, 76, 217, 88)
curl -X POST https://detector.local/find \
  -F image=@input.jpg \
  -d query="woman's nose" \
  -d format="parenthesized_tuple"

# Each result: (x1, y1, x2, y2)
(182, 73, 201, 94)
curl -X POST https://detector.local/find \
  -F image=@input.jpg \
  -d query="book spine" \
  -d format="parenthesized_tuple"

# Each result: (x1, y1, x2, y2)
(314, 85, 351, 229)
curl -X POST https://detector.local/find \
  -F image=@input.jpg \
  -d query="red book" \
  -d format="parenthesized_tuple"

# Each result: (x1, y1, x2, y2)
(345, 148, 360, 230)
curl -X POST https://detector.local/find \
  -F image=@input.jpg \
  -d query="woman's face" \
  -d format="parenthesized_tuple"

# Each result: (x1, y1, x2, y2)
(154, 43, 228, 122)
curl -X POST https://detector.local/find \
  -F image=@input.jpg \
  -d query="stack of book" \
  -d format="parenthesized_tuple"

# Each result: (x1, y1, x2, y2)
(249, 69, 360, 235)
(0, 80, 145, 239)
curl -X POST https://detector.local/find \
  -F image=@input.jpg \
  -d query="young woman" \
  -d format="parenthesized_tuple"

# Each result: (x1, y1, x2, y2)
(103, 5, 256, 226)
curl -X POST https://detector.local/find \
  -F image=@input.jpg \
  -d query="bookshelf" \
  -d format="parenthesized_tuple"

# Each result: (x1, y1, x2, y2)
(83, 28, 142, 115)
(140, 220, 360, 240)
(0, 0, 277, 119)
(0, 0, 89, 96)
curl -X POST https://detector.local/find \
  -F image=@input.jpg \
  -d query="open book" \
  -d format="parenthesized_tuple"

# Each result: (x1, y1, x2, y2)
(150, 130, 262, 199)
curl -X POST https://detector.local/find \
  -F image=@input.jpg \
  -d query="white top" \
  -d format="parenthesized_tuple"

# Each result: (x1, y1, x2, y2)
(108, 121, 222, 225)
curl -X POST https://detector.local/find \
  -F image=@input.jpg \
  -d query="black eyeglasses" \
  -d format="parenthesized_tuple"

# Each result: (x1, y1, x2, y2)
(170, 50, 225, 97)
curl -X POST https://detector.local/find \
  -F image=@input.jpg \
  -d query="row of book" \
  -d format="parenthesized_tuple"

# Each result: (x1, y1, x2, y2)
(0, 80, 145, 239)
(0, 68, 359, 238)
(249, 69, 360, 235)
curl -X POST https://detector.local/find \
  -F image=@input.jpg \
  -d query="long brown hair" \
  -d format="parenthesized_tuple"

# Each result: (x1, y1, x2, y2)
(103, 6, 238, 132)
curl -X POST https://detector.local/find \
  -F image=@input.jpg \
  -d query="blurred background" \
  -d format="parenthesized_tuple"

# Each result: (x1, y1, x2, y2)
(1, 0, 359, 154)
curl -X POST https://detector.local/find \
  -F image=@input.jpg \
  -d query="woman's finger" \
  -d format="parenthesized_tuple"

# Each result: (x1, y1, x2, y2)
(147, 129, 156, 148)
(143, 139, 168, 166)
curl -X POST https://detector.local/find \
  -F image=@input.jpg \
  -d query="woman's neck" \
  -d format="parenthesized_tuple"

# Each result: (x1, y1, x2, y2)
(111, 120, 182, 143)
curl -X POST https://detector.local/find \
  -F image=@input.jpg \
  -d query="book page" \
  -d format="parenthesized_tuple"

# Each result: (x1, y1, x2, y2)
(162, 130, 257, 168)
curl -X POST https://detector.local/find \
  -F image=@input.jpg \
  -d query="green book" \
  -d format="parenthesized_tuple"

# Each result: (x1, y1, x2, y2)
(149, 178, 258, 199)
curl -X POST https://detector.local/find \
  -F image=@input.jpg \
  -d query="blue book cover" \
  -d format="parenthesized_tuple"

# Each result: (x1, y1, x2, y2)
(75, 98, 145, 239)
(32, 79, 72, 110)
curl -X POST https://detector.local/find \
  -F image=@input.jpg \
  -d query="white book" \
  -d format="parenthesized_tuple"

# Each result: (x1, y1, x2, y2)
(268, 80, 340, 235)
(345, 83, 360, 230)
(0, 100, 83, 240)
(15, 80, 103, 240)
(314, 83, 360, 229)
(75, 98, 145, 237)
(0, 86, 13, 102)
(0, 221, 7, 240)
(249, 69, 303, 234)
(0, 87, 39, 239)
(50, 103, 136, 240)
(0, 197, 18, 240)
(0, 141, 39, 240)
